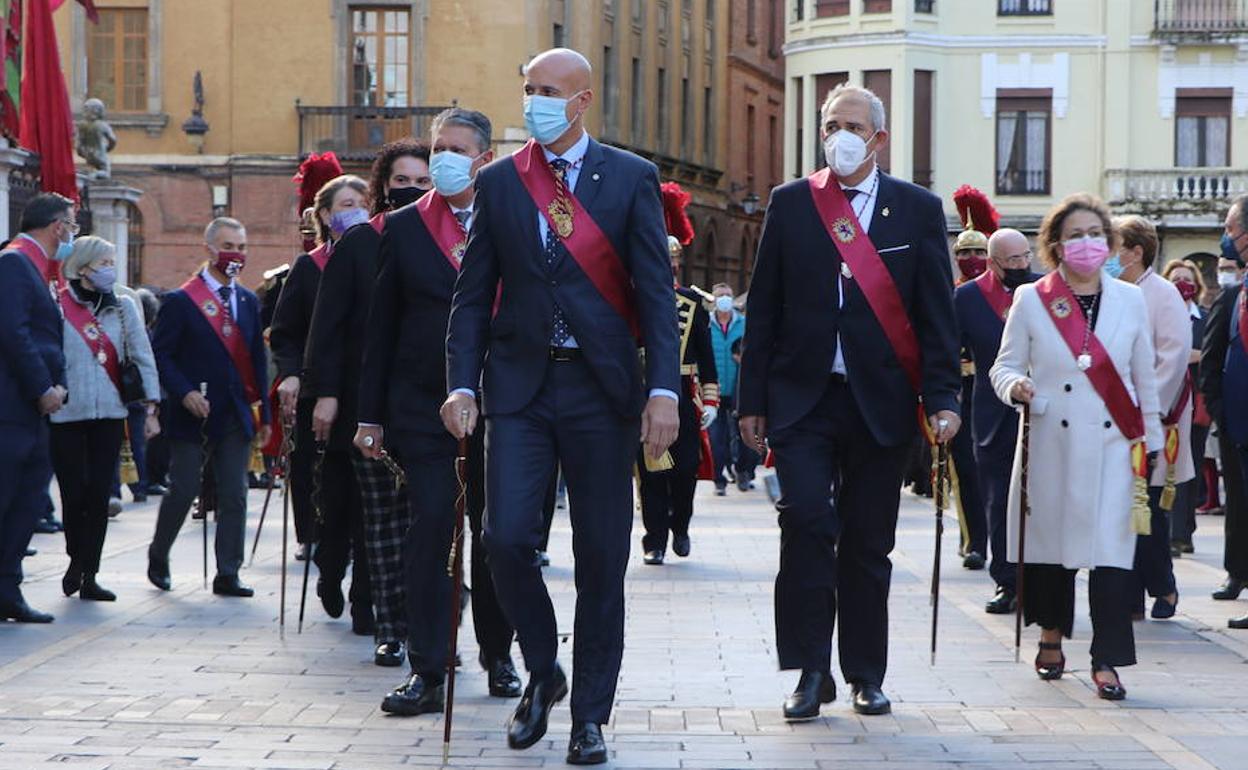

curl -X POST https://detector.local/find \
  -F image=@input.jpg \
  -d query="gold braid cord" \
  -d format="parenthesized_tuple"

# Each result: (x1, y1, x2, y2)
(447, 454, 468, 576)
(930, 447, 970, 546)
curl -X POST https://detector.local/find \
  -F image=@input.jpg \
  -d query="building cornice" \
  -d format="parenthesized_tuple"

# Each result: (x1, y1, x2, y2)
(727, 53, 785, 88)
(783, 30, 1107, 56)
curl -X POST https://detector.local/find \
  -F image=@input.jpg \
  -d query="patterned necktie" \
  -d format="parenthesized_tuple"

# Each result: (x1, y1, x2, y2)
(454, 209, 470, 234)
(217, 285, 232, 317)
(546, 158, 572, 346)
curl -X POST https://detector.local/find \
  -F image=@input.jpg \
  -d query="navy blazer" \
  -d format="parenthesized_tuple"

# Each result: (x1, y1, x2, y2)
(0, 248, 65, 425)
(152, 275, 269, 442)
(1201, 285, 1248, 446)
(954, 273, 1042, 447)
(446, 137, 680, 417)
(738, 171, 961, 446)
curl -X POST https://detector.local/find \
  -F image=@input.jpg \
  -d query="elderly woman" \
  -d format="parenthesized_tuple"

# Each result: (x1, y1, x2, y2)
(1162, 260, 1210, 555)
(51, 236, 160, 601)
(990, 194, 1162, 701)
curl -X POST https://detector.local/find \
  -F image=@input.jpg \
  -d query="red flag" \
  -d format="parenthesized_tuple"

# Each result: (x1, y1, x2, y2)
(19, 0, 79, 201)
(49, 0, 99, 23)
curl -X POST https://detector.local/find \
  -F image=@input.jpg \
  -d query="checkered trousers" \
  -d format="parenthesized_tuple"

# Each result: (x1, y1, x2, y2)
(351, 452, 412, 644)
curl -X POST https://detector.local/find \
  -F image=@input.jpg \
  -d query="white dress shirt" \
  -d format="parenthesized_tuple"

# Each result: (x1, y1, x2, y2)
(450, 202, 474, 233)
(200, 268, 239, 318)
(832, 164, 880, 375)
(541, 130, 590, 349)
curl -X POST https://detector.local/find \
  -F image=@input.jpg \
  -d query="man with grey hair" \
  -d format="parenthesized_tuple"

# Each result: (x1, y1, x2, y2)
(148, 216, 271, 597)
(739, 83, 962, 720)
(353, 107, 521, 717)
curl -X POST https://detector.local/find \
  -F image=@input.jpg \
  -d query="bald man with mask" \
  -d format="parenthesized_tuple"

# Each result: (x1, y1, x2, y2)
(442, 48, 679, 764)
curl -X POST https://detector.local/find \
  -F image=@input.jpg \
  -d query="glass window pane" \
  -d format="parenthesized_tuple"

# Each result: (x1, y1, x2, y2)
(1176, 116, 1200, 166)
(1206, 116, 1228, 167)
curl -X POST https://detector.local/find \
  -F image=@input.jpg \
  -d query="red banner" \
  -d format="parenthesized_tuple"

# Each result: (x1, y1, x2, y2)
(1034, 272, 1144, 442)
(181, 274, 262, 406)
(512, 139, 639, 337)
(415, 189, 468, 271)
(973, 269, 1014, 322)
(59, 285, 121, 392)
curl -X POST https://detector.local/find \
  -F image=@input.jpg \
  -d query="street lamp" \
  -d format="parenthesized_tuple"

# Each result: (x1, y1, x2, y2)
(742, 192, 761, 215)
(181, 71, 210, 154)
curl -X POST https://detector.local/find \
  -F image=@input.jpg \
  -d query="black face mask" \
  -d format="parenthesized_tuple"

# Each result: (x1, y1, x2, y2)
(387, 185, 424, 210)
(1001, 267, 1031, 290)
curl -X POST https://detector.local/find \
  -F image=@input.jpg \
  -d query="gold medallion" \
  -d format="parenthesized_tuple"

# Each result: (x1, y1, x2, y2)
(548, 198, 574, 239)
(203, 299, 219, 317)
(84, 323, 100, 340)
(451, 241, 467, 264)
(1050, 297, 1071, 319)
(832, 217, 856, 244)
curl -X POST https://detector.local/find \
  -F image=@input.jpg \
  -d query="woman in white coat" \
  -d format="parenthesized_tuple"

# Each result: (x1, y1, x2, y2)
(990, 194, 1163, 701)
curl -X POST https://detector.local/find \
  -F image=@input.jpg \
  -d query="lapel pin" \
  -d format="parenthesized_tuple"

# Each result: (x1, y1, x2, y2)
(841, 262, 853, 280)
(592, 172, 601, 181)
(882, 207, 890, 218)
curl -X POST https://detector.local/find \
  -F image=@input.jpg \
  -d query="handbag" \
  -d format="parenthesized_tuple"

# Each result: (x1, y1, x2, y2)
(115, 300, 147, 405)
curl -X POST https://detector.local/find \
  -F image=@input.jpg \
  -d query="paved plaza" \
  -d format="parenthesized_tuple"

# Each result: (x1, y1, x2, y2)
(3, 476, 1248, 769)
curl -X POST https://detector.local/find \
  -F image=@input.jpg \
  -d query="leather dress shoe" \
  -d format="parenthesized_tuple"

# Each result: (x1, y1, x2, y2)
(63, 564, 82, 597)
(1151, 593, 1178, 619)
(642, 550, 665, 565)
(294, 543, 310, 562)
(1213, 577, 1245, 601)
(672, 533, 691, 558)
(783, 669, 836, 721)
(108, 498, 123, 517)
(1229, 614, 1248, 630)
(146, 483, 169, 496)
(507, 664, 568, 750)
(962, 551, 986, 570)
(0, 599, 54, 623)
(34, 518, 60, 534)
(985, 586, 1016, 615)
(211, 575, 254, 597)
(380, 672, 445, 716)
(80, 575, 116, 602)
(24, 547, 36, 557)
(481, 652, 522, 697)
(317, 576, 344, 618)
(147, 558, 171, 591)
(567, 721, 607, 765)
(375, 642, 404, 667)
(538, 551, 551, 567)
(850, 683, 891, 715)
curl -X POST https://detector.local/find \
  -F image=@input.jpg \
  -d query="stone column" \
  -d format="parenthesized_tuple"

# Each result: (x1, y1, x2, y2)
(85, 182, 143, 286)
(0, 137, 36, 239)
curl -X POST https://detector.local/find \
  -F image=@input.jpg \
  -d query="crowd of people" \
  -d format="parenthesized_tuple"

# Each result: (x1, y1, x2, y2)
(3, 45, 1248, 766)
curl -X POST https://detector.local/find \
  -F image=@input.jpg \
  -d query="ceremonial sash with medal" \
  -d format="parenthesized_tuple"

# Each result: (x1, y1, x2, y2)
(59, 286, 122, 392)
(415, 189, 468, 270)
(10, 236, 63, 299)
(181, 274, 262, 405)
(1034, 271, 1151, 532)
(1158, 372, 1192, 510)
(512, 139, 640, 337)
(973, 269, 1014, 322)
(309, 242, 331, 272)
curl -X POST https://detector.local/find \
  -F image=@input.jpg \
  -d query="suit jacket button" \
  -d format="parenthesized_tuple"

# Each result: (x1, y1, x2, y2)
(1061, 419, 1069, 428)
(1064, 383, 1072, 392)
(1104, 420, 1112, 429)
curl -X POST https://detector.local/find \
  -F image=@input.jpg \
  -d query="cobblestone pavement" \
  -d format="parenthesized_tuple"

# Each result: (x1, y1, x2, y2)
(3, 474, 1248, 770)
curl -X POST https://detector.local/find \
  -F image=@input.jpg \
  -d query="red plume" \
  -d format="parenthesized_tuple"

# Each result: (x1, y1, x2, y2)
(661, 181, 695, 246)
(952, 184, 999, 235)
(293, 151, 344, 213)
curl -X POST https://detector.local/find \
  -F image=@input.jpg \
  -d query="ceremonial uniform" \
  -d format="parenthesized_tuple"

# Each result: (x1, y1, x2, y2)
(639, 285, 718, 560)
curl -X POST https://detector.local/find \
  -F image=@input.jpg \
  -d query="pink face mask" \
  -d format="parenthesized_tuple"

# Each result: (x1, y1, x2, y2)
(1061, 236, 1109, 275)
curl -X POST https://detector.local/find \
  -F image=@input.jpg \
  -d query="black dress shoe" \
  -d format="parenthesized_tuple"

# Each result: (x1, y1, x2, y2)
(1213, 577, 1246, 601)
(1151, 593, 1178, 619)
(507, 664, 568, 750)
(672, 533, 691, 558)
(1229, 614, 1248, 630)
(374, 642, 404, 667)
(642, 550, 664, 565)
(537, 551, 551, 567)
(380, 672, 445, 716)
(80, 575, 116, 602)
(317, 576, 344, 618)
(24, 547, 36, 557)
(132, 492, 148, 504)
(783, 669, 837, 721)
(62, 564, 82, 597)
(147, 558, 171, 591)
(567, 721, 607, 765)
(212, 575, 254, 597)
(145, 483, 169, 496)
(294, 543, 309, 562)
(850, 683, 891, 715)
(0, 599, 54, 623)
(33, 518, 60, 534)
(985, 586, 1017, 615)
(481, 652, 522, 697)
(962, 551, 986, 570)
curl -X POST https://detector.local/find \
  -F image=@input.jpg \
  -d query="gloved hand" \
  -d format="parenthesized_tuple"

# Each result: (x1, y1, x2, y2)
(700, 405, 718, 429)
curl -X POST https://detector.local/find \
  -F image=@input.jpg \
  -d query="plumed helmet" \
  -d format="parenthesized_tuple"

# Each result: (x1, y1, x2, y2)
(954, 228, 989, 254)
(951, 184, 999, 254)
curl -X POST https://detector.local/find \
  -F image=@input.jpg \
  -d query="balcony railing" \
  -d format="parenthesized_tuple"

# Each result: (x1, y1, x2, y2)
(1154, 0, 1248, 39)
(297, 103, 453, 161)
(997, 168, 1049, 196)
(1105, 168, 1248, 209)
(998, 0, 1051, 15)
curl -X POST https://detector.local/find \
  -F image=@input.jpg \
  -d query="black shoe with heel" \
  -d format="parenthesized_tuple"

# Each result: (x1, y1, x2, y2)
(62, 564, 81, 597)
(1091, 662, 1126, 700)
(1035, 641, 1065, 680)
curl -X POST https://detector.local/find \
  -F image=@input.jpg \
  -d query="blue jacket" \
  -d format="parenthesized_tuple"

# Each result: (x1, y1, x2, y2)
(709, 310, 745, 400)
(1202, 285, 1248, 447)
(0, 247, 65, 425)
(152, 274, 269, 442)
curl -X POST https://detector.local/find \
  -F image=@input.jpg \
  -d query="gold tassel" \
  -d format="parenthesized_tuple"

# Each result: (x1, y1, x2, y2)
(119, 439, 139, 485)
(643, 451, 675, 473)
(1130, 441, 1151, 535)
(249, 444, 266, 475)
(1160, 473, 1177, 512)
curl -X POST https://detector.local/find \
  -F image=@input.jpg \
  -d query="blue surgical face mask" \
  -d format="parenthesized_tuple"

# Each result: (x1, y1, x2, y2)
(53, 233, 74, 261)
(329, 207, 370, 237)
(429, 150, 479, 197)
(523, 92, 582, 145)
(1102, 253, 1125, 279)
(1223, 232, 1246, 267)
(714, 295, 734, 313)
(85, 265, 117, 292)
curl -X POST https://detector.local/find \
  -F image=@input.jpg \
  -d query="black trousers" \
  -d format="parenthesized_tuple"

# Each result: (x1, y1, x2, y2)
(50, 419, 125, 575)
(286, 399, 316, 545)
(1172, 423, 1209, 544)
(769, 377, 910, 686)
(0, 421, 52, 605)
(312, 447, 372, 620)
(1222, 427, 1248, 581)
(638, 393, 700, 553)
(540, 467, 559, 552)
(1133, 486, 1177, 602)
(394, 427, 513, 677)
(484, 358, 638, 723)
(951, 415, 986, 556)
(974, 420, 1018, 592)
(1023, 563, 1136, 667)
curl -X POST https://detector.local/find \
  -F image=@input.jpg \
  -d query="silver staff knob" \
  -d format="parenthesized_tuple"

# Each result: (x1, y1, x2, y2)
(362, 434, 375, 448)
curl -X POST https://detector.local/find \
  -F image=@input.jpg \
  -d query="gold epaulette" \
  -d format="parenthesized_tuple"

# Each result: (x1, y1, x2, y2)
(701, 381, 720, 404)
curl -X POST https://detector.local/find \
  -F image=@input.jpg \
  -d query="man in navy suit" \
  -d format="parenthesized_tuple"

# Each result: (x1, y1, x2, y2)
(954, 228, 1041, 615)
(0, 194, 71, 623)
(441, 48, 679, 765)
(738, 85, 961, 720)
(148, 217, 270, 597)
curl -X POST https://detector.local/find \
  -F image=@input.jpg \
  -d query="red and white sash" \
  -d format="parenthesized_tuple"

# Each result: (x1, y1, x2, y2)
(181, 274, 262, 405)
(59, 286, 122, 393)
(973, 269, 1014, 322)
(415, 189, 468, 271)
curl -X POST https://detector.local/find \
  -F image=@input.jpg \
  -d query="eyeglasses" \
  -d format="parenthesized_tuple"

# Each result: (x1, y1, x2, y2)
(59, 218, 81, 235)
(995, 251, 1032, 265)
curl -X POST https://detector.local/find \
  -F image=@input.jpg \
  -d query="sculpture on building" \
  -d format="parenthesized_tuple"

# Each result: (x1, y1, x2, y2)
(76, 97, 117, 179)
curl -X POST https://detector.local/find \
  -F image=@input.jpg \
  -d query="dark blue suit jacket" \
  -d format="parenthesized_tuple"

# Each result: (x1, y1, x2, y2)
(1202, 285, 1248, 447)
(0, 248, 64, 425)
(954, 273, 1041, 447)
(738, 172, 961, 446)
(447, 137, 680, 417)
(152, 275, 269, 442)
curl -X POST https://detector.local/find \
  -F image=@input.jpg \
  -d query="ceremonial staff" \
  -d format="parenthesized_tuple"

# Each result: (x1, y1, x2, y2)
(443, 409, 470, 765)
(298, 443, 326, 634)
(930, 418, 949, 666)
(272, 414, 293, 637)
(198, 382, 210, 590)
(1014, 404, 1031, 662)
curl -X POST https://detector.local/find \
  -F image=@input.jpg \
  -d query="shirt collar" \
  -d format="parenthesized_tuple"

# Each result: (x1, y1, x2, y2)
(1189, 301, 1201, 319)
(17, 233, 48, 258)
(449, 202, 474, 217)
(200, 268, 236, 294)
(1135, 267, 1155, 286)
(838, 164, 879, 196)
(542, 130, 591, 169)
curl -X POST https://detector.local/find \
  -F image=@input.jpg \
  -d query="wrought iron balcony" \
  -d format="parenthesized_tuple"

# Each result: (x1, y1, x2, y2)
(1105, 168, 1248, 213)
(1154, 0, 1248, 40)
(296, 103, 453, 161)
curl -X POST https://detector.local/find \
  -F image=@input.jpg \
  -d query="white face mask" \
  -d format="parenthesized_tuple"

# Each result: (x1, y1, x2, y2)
(823, 129, 875, 177)
(1217, 271, 1241, 290)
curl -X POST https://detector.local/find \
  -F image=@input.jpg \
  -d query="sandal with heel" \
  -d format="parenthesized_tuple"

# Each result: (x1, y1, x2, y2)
(1034, 641, 1065, 680)
(1090, 662, 1126, 701)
